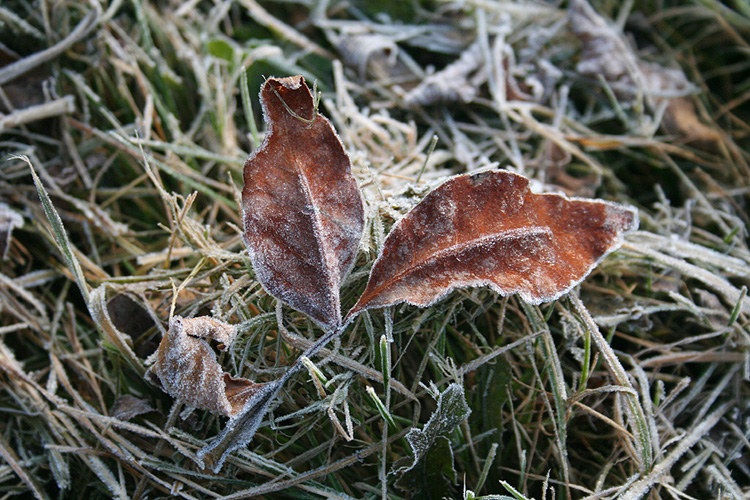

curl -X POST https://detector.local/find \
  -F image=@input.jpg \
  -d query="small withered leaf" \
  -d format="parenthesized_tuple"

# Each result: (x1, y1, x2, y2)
(197, 378, 285, 472)
(393, 384, 471, 496)
(348, 170, 638, 317)
(146, 316, 265, 417)
(111, 395, 154, 421)
(242, 75, 364, 330)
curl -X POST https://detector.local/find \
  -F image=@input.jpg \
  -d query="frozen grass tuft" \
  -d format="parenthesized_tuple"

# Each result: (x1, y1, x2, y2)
(1, 0, 749, 498)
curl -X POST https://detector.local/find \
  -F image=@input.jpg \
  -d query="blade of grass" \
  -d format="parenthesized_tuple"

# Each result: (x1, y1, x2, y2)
(619, 404, 728, 500)
(571, 293, 654, 472)
(0, 9, 99, 85)
(0, 433, 49, 500)
(14, 156, 90, 304)
(521, 301, 571, 498)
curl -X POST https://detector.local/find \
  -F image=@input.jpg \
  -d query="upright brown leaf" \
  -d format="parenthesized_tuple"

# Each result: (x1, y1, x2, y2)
(348, 170, 637, 317)
(146, 316, 266, 417)
(242, 76, 364, 329)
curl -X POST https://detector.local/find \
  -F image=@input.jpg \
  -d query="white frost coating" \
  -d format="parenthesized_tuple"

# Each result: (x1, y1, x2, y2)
(512, 201, 638, 305)
(395, 383, 471, 479)
(426, 227, 552, 268)
(296, 158, 340, 321)
(619, 404, 728, 500)
(146, 316, 254, 418)
(242, 76, 364, 329)
(349, 170, 640, 318)
(630, 230, 749, 279)
(307, 110, 365, 286)
(372, 228, 558, 309)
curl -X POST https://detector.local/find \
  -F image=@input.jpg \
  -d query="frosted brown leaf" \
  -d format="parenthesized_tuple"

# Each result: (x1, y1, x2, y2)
(348, 170, 638, 317)
(242, 75, 364, 330)
(146, 316, 266, 417)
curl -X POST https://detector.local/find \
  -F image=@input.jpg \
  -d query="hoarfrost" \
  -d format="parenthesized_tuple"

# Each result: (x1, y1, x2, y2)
(393, 383, 471, 494)
(242, 76, 364, 329)
(145, 316, 266, 418)
(348, 170, 638, 318)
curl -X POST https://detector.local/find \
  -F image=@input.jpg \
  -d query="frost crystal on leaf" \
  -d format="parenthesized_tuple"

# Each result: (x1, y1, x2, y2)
(348, 170, 638, 318)
(146, 316, 266, 417)
(393, 383, 471, 496)
(241, 75, 364, 330)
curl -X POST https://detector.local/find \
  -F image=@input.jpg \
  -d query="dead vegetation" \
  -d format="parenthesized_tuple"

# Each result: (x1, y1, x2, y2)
(1, 0, 749, 499)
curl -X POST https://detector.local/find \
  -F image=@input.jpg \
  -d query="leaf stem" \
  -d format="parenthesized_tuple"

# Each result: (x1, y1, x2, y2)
(197, 321, 347, 471)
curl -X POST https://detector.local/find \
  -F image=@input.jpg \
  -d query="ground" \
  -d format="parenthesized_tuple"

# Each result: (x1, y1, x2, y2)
(1, 1, 749, 499)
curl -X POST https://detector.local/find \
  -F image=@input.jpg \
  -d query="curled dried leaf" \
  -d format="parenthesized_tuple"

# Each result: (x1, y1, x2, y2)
(334, 32, 398, 78)
(146, 316, 265, 417)
(111, 395, 154, 421)
(403, 41, 485, 106)
(242, 75, 364, 330)
(348, 170, 638, 317)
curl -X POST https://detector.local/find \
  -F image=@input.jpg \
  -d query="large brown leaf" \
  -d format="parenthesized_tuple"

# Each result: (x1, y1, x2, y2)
(242, 76, 364, 329)
(348, 170, 637, 317)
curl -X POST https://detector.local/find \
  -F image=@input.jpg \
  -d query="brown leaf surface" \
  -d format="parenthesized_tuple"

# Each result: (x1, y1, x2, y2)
(242, 75, 364, 329)
(146, 316, 265, 417)
(348, 170, 638, 316)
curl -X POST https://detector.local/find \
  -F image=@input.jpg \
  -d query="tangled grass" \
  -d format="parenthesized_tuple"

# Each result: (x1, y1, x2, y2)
(1, 0, 749, 498)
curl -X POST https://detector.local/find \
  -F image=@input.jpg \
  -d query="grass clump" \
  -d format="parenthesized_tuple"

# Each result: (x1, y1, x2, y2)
(1, 0, 749, 499)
